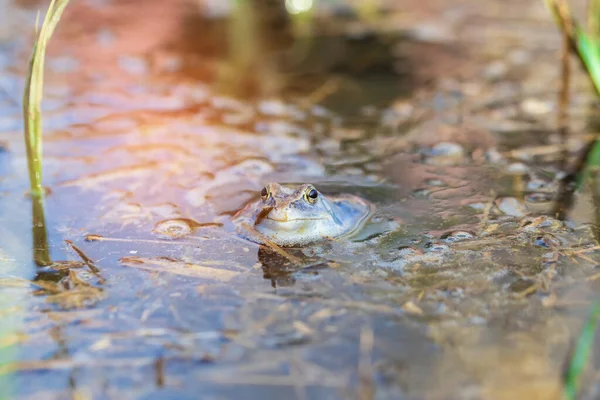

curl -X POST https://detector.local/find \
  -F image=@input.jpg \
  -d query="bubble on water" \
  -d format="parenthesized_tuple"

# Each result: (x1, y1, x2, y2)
(430, 142, 457, 157)
(468, 202, 486, 210)
(426, 179, 446, 187)
(524, 192, 553, 204)
(519, 216, 564, 232)
(485, 148, 504, 164)
(412, 188, 431, 198)
(526, 178, 550, 191)
(424, 242, 451, 253)
(424, 142, 466, 166)
(532, 234, 561, 249)
(397, 246, 423, 257)
(152, 219, 196, 240)
(494, 197, 528, 217)
(440, 230, 474, 243)
(505, 162, 529, 175)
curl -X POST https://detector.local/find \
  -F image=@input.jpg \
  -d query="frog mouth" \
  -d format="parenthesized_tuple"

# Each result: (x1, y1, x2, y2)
(254, 207, 325, 225)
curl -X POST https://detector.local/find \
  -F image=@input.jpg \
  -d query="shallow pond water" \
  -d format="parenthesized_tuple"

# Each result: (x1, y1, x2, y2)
(3, 0, 600, 399)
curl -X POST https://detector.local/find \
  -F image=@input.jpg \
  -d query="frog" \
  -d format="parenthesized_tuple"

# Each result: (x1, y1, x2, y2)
(232, 183, 373, 246)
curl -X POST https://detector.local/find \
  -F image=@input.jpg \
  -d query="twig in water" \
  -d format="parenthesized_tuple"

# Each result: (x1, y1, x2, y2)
(240, 222, 303, 265)
(64, 240, 104, 282)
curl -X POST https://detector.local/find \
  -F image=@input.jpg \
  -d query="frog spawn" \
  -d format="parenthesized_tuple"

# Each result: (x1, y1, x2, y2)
(152, 219, 223, 240)
(377, 214, 581, 278)
(152, 219, 195, 239)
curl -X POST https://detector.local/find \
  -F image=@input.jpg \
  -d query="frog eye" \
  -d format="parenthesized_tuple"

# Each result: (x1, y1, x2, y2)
(305, 187, 318, 204)
(260, 186, 270, 201)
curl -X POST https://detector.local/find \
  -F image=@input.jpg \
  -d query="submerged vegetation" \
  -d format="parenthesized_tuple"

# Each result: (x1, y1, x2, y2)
(22, 0, 70, 266)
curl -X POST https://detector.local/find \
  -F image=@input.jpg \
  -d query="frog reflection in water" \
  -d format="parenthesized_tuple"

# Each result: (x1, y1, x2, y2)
(233, 183, 373, 246)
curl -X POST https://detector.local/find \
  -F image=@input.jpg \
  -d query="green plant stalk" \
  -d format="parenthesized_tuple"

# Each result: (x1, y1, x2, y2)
(574, 26, 600, 94)
(576, 140, 600, 190)
(543, 0, 600, 191)
(544, 0, 600, 96)
(24, 0, 70, 196)
(588, 0, 600, 41)
(572, 25, 600, 190)
(564, 301, 600, 400)
(31, 195, 50, 266)
(22, 0, 70, 266)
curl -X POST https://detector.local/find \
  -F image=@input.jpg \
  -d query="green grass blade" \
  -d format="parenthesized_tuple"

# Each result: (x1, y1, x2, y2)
(574, 26, 600, 94)
(575, 140, 600, 191)
(23, 0, 70, 197)
(23, 0, 70, 266)
(543, 0, 600, 95)
(564, 301, 600, 400)
(571, 29, 600, 190)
